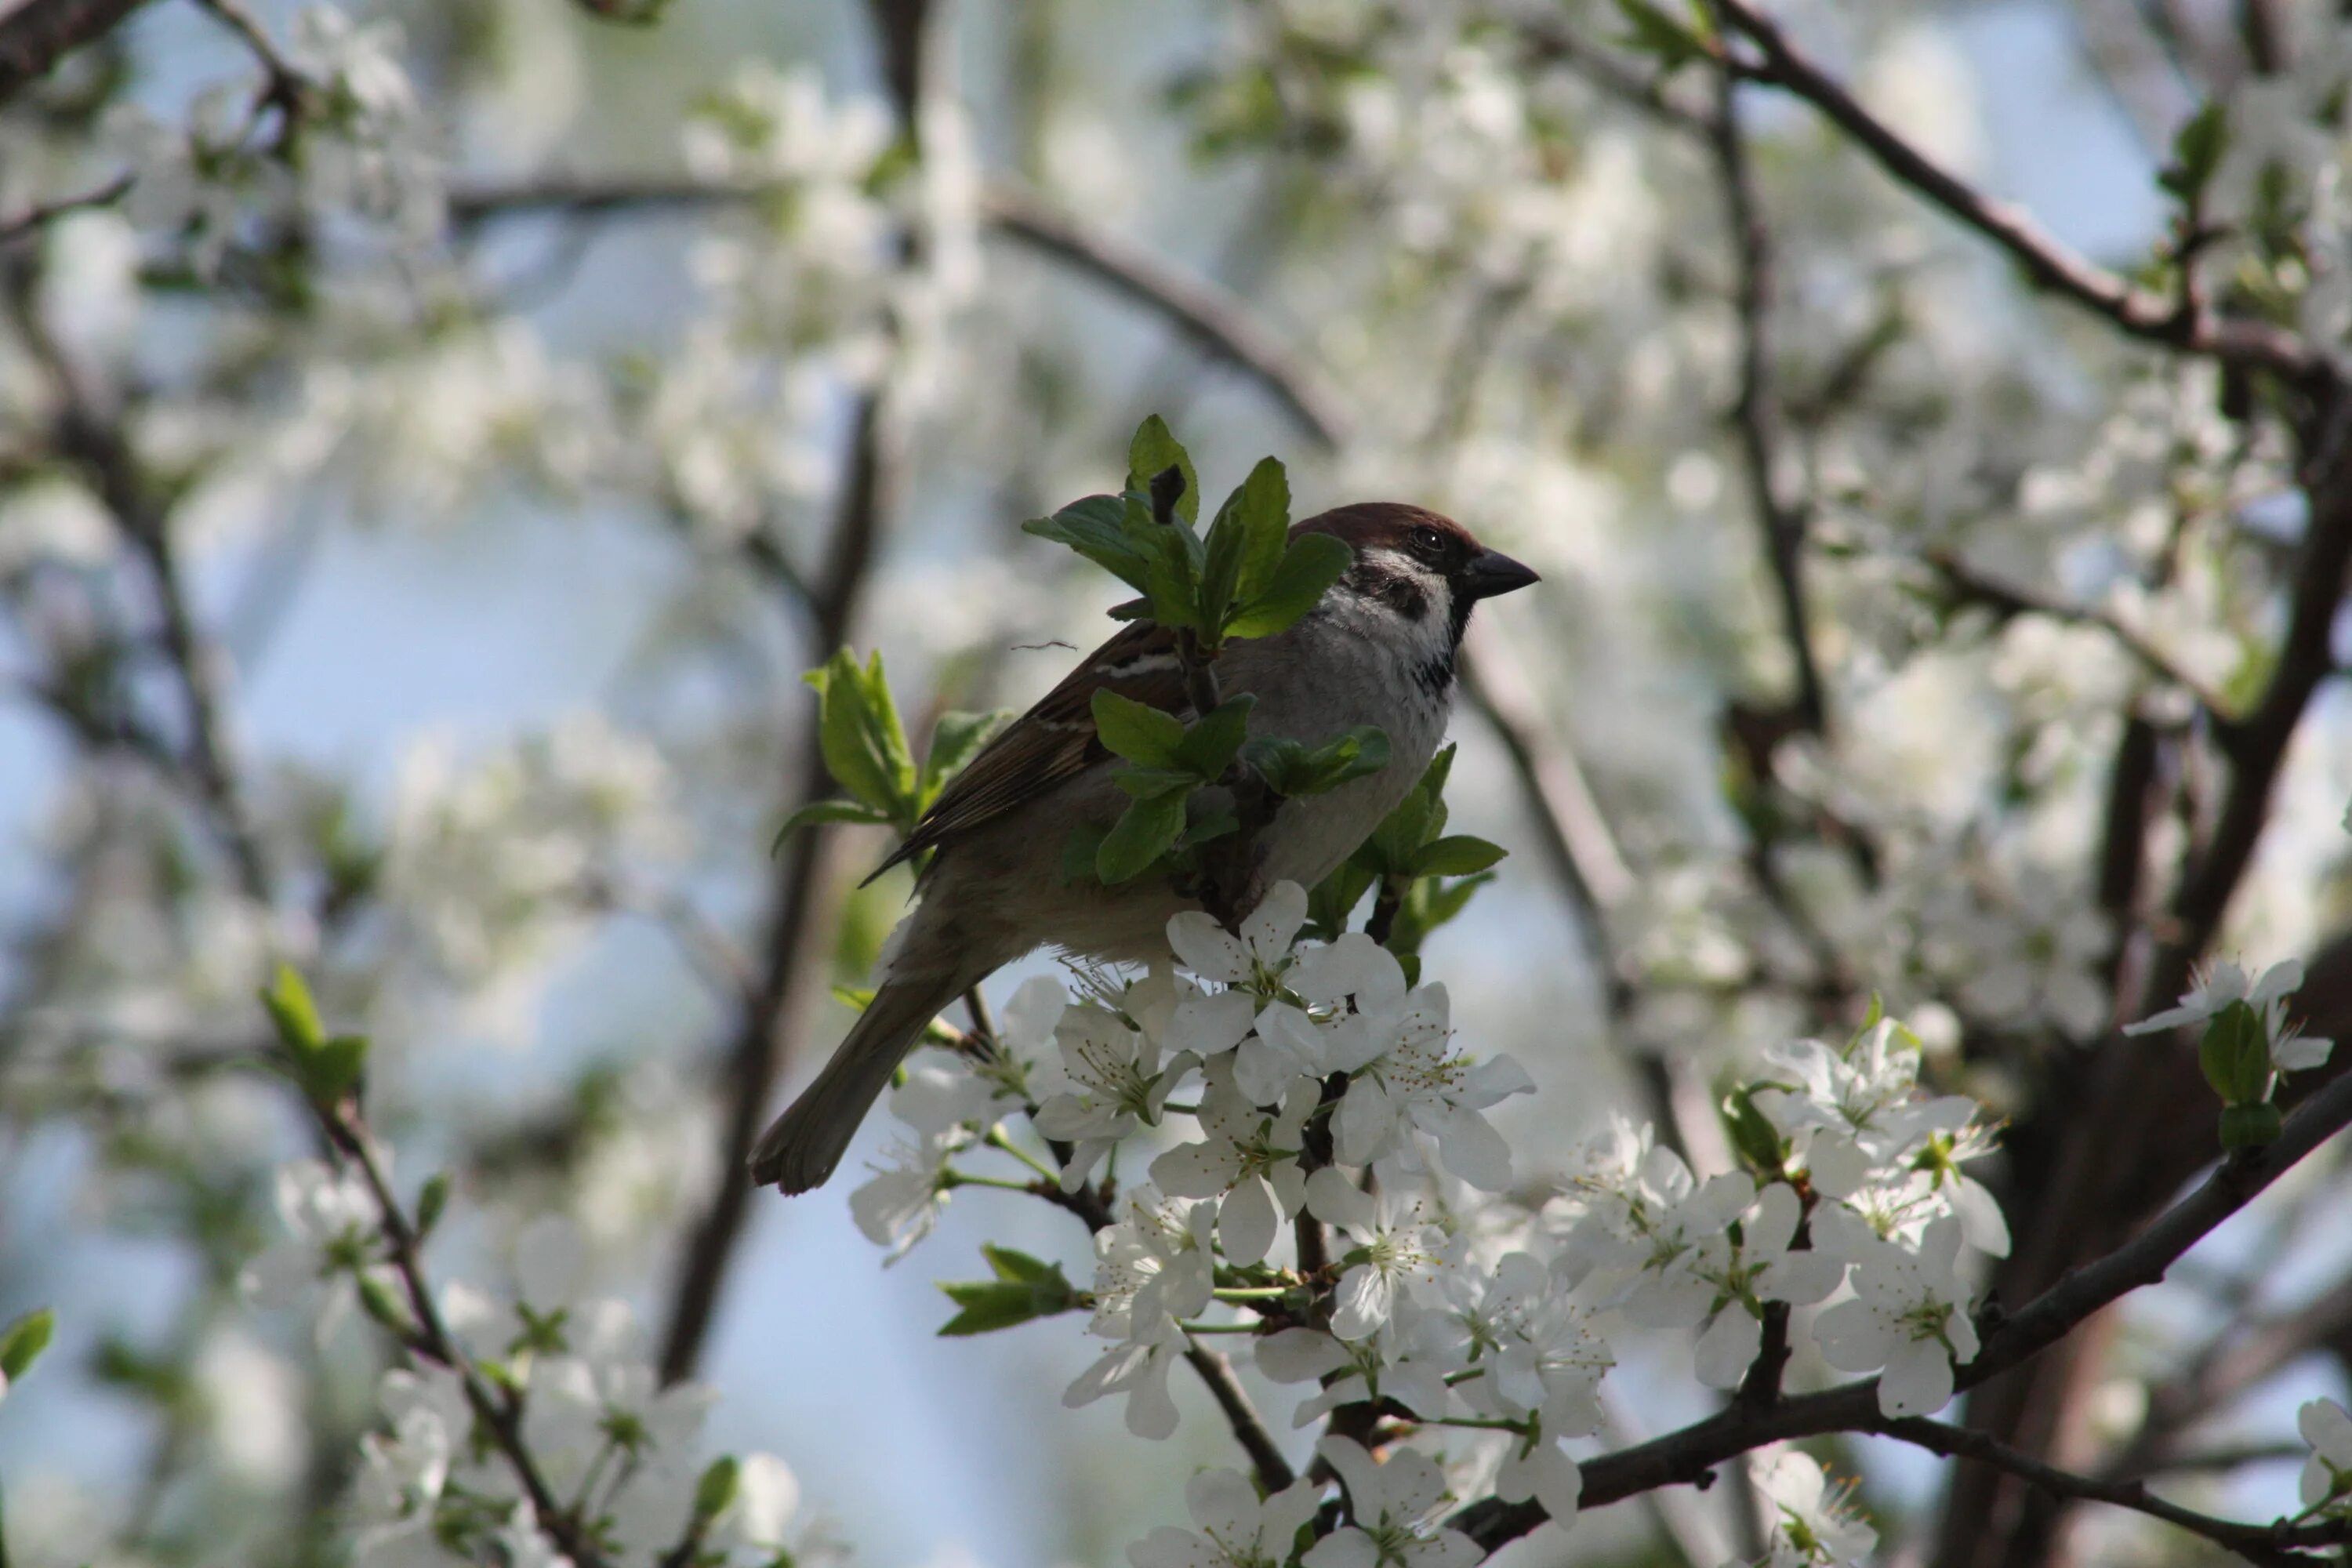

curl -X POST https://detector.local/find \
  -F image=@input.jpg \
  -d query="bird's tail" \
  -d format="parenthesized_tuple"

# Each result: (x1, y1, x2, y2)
(750, 969, 971, 1194)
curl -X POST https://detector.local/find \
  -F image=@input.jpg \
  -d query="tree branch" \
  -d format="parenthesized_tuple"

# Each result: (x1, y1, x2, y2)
(1705, 59, 1827, 735)
(1882, 1416, 2337, 1566)
(0, 0, 150, 104)
(1451, 1066, 2352, 1553)
(448, 174, 1351, 452)
(1708, 0, 2319, 385)
(1183, 1344, 1296, 1494)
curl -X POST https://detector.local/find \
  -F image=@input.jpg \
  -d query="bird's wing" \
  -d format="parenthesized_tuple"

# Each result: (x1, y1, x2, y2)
(864, 619, 1192, 882)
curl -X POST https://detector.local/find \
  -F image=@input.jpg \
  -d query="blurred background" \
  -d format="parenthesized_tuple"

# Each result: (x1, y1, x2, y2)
(4, 0, 2352, 1564)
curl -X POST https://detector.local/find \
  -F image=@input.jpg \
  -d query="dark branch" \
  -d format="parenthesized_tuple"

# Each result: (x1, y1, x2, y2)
(1709, 0, 2319, 386)
(1452, 1068, 2352, 1553)
(0, 0, 151, 104)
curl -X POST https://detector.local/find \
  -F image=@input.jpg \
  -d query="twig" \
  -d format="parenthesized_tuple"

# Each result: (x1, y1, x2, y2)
(1705, 57, 1826, 735)
(448, 175, 1352, 452)
(190, 0, 312, 113)
(319, 1105, 608, 1566)
(1708, 0, 2318, 386)
(1449, 1067, 2352, 1552)
(1183, 1345, 1296, 1494)
(0, 0, 151, 103)
(1920, 546, 2230, 714)
(0, 175, 132, 246)
(657, 394, 895, 1383)
(1880, 1417, 2335, 1567)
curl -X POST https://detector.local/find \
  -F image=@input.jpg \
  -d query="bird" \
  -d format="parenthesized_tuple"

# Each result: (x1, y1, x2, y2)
(752, 501, 1539, 1193)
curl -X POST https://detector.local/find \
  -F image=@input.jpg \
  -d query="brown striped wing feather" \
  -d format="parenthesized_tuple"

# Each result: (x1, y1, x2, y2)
(864, 619, 1192, 883)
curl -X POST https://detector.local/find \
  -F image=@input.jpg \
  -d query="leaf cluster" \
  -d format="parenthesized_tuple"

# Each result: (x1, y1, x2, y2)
(1305, 745, 1507, 978)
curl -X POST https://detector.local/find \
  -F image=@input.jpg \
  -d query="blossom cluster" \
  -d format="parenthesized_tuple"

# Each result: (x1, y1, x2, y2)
(245, 1150, 826, 1567)
(841, 883, 2063, 1564)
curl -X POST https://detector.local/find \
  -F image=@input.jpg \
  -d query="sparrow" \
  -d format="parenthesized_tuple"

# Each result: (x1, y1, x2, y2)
(753, 502, 1539, 1192)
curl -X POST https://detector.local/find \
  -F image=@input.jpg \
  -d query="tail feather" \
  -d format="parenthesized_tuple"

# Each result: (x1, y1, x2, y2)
(751, 971, 970, 1194)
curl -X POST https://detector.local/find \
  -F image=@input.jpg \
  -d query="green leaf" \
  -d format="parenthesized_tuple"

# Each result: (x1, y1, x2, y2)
(1126, 416, 1200, 527)
(1091, 689, 1187, 768)
(414, 1174, 450, 1241)
(1305, 861, 1376, 939)
(1363, 744, 1457, 869)
(1614, 0, 1713, 71)
(769, 797, 892, 855)
(1200, 457, 1290, 634)
(1177, 695, 1257, 779)
(1098, 787, 1190, 884)
(922, 709, 1014, 797)
(1106, 595, 1153, 621)
(1299, 726, 1391, 793)
(937, 1247, 1076, 1335)
(0, 1309, 53, 1385)
(692, 1456, 741, 1522)
(1225, 533, 1353, 640)
(1059, 822, 1108, 885)
(804, 648, 917, 818)
(1024, 494, 1154, 593)
(982, 1244, 1058, 1284)
(2198, 1000, 2273, 1105)
(1243, 725, 1391, 798)
(1721, 1086, 1788, 1178)
(2160, 100, 2228, 203)
(301, 1033, 370, 1108)
(1127, 491, 1206, 632)
(1414, 835, 1508, 877)
(259, 964, 325, 1054)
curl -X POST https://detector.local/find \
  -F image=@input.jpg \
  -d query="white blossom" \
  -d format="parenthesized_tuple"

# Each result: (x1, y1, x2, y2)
(1751, 1447, 1878, 1566)
(2300, 1399, 2352, 1512)
(1813, 1217, 1980, 1417)
(1149, 1068, 1313, 1265)
(1307, 1167, 1446, 1340)
(1302, 1437, 1479, 1568)
(1127, 1468, 1322, 1568)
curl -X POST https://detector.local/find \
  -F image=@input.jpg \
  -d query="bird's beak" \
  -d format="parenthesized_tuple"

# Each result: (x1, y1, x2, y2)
(1460, 548, 1541, 601)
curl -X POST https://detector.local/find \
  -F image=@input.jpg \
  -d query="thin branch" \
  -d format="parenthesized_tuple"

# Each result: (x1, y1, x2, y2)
(448, 174, 1352, 452)
(0, 175, 132, 247)
(1920, 544, 2231, 714)
(1880, 1417, 2335, 1566)
(658, 390, 895, 1384)
(320, 1107, 608, 1567)
(1183, 1344, 1296, 1494)
(0, 0, 151, 104)
(1705, 59, 1828, 735)
(1450, 1067, 2352, 1552)
(1708, 0, 2319, 386)
(977, 183, 1350, 450)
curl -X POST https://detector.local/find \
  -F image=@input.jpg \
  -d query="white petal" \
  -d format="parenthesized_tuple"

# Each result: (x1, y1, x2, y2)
(1185, 1468, 1261, 1541)
(1219, 1176, 1280, 1267)
(1305, 1166, 1375, 1232)
(1301, 1528, 1378, 1568)
(1168, 912, 1250, 982)
(1126, 1526, 1210, 1568)
(1150, 1140, 1242, 1200)
(1316, 1436, 1386, 1516)
(1257, 1328, 1348, 1383)
(1330, 1262, 1391, 1339)
(1432, 1107, 1513, 1192)
(1881, 1337, 1956, 1417)
(1242, 882, 1308, 960)
(1172, 989, 1258, 1058)
(1693, 1307, 1762, 1389)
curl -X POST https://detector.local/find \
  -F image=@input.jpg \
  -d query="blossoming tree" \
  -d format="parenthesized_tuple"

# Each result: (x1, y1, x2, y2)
(6, 2, 2352, 1568)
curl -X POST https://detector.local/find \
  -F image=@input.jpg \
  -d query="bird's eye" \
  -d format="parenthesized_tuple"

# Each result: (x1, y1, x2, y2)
(1410, 525, 1446, 557)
